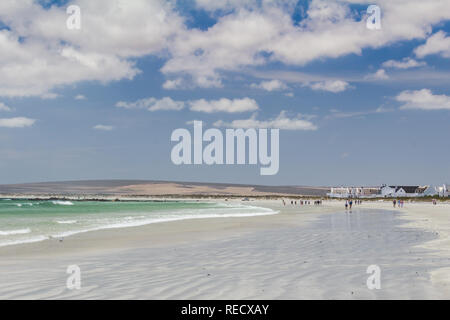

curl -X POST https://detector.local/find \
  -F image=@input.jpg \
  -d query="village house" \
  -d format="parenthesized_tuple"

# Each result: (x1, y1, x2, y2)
(435, 184, 449, 197)
(327, 185, 429, 198)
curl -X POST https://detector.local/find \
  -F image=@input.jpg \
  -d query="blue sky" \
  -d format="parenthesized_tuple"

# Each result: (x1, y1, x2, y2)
(0, 0, 449, 186)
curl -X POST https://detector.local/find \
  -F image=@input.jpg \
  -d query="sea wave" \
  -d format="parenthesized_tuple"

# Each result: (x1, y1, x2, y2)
(0, 228, 31, 236)
(56, 220, 77, 224)
(54, 205, 279, 238)
(52, 201, 74, 206)
(0, 235, 48, 247)
(0, 203, 278, 247)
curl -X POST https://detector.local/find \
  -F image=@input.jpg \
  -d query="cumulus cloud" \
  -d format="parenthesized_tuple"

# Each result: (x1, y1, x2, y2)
(365, 69, 389, 80)
(0, 0, 183, 97)
(162, 78, 184, 90)
(189, 98, 259, 113)
(213, 111, 317, 131)
(0, 117, 35, 128)
(162, 0, 450, 87)
(0, 102, 12, 112)
(1, 0, 450, 95)
(116, 97, 185, 111)
(308, 80, 350, 93)
(382, 58, 426, 69)
(415, 31, 450, 58)
(93, 124, 114, 131)
(250, 80, 288, 91)
(396, 89, 450, 110)
(194, 0, 260, 11)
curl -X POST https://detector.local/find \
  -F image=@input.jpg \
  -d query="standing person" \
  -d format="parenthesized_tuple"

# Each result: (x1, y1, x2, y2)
(349, 200, 353, 209)
(393, 199, 397, 208)
(345, 200, 348, 210)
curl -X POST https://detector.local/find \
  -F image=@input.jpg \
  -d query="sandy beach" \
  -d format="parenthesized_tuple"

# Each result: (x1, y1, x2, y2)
(0, 199, 449, 299)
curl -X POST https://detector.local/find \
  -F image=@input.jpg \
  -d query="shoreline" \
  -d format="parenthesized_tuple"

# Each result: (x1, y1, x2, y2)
(1, 199, 450, 299)
(0, 198, 336, 257)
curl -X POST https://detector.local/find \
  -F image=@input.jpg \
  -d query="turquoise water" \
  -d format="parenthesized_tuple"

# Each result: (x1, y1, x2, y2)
(0, 199, 276, 247)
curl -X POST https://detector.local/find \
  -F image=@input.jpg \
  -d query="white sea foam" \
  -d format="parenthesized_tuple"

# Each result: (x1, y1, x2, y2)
(53, 206, 279, 238)
(52, 201, 74, 206)
(0, 228, 31, 236)
(16, 203, 33, 207)
(0, 235, 48, 247)
(56, 220, 77, 224)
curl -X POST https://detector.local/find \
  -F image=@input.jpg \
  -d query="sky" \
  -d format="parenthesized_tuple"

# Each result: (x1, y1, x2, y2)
(0, 0, 449, 186)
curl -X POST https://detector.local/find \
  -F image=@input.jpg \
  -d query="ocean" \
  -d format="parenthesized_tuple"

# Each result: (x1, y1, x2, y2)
(0, 199, 277, 247)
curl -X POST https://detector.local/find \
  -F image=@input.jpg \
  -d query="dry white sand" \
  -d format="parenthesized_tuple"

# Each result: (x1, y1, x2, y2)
(0, 199, 449, 299)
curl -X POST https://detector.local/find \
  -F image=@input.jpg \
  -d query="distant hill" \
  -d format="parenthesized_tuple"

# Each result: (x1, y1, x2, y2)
(0, 180, 330, 197)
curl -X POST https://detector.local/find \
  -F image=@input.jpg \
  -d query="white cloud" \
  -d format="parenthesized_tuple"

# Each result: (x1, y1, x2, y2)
(1, 0, 450, 95)
(93, 124, 114, 131)
(162, 78, 184, 90)
(186, 120, 201, 125)
(116, 97, 185, 111)
(250, 79, 288, 91)
(0, 0, 183, 97)
(308, 80, 350, 93)
(396, 89, 450, 110)
(327, 107, 392, 119)
(415, 31, 450, 58)
(0, 102, 12, 112)
(162, 0, 450, 87)
(40, 92, 60, 100)
(365, 69, 389, 80)
(382, 58, 426, 69)
(0, 117, 35, 128)
(213, 111, 317, 131)
(189, 98, 259, 113)
(75, 94, 86, 100)
(194, 0, 260, 11)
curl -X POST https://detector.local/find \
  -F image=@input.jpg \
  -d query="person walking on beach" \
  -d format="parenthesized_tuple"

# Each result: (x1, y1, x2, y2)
(345, 200, 348, 210)
(393, 199, 397, 208)
(349, 200, 353, 209)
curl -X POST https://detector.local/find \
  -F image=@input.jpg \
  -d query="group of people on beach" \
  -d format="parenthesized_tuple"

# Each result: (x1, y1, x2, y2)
(282, 199, 323, 206)
(345, 199, 362, 210)
(393, 199, 404, 208)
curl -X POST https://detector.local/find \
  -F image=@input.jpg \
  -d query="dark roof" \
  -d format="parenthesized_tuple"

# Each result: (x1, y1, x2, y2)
(389, 186, 420, 193)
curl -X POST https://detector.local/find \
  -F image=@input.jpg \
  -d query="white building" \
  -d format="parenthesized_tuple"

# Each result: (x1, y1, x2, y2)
(327, 186, 381, 198)
(380, 185, 428, 198)
(328, 185, 429, 198)
(435, 184, 449, 197)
